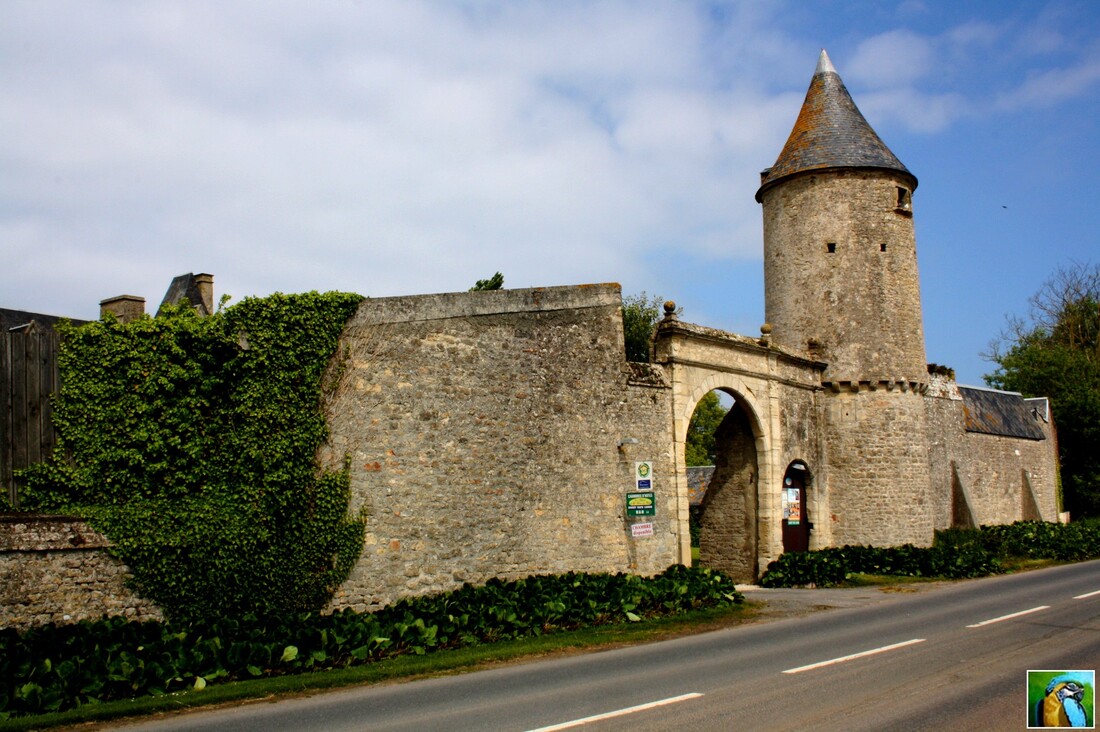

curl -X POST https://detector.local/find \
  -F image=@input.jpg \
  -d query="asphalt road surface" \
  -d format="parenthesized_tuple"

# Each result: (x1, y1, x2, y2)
(120, 559, 1100, 731)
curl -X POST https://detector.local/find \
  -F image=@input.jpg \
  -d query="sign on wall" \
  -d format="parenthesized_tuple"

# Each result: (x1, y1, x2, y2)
(626, 491, 655, 517)
(634, 461, 653, 490)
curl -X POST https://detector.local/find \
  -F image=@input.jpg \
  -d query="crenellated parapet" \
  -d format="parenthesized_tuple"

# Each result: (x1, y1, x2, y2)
(823, 379, 929, 394)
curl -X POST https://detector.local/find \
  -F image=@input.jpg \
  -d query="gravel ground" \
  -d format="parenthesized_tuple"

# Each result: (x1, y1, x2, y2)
(734, 581, 954, 622)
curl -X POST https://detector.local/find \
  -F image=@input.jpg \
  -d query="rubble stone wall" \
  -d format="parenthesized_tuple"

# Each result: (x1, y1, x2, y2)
(0, 516, 162, 629)
(321, 284, 678, 613)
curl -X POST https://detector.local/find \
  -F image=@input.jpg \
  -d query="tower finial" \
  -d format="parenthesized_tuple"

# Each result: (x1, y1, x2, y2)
(815, 49, 836, 76)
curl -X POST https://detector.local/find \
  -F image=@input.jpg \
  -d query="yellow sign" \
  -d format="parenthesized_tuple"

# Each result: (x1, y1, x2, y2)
(626, 491, 655, 516)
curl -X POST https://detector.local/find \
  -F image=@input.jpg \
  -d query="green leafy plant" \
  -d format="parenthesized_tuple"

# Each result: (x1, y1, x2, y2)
(758, 520, 1100, 588)
(18, 292, 366, 622)
(0, 566, 742, 718)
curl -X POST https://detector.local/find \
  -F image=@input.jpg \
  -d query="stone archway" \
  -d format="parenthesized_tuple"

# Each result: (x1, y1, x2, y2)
(671, 371, 771, 582)
(695, 391, 760, 582)
(654, 316, 825, 579)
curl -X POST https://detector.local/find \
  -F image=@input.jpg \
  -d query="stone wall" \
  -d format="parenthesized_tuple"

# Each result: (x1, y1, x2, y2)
(697, 403, 759, 581)
(822, 386, 935, 547)
(0, 516, 162, 629)
(1, 285, 1065, 630)
(321, 284, 678, 613)
(925, 377, 1060, 528)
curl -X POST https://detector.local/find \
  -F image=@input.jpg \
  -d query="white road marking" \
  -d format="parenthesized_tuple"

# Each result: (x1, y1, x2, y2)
(781, 638, 925, 674)
(526, 693, 704, 731)
(966, 605, 1050, 628)
(1074, 589, 1100, 599)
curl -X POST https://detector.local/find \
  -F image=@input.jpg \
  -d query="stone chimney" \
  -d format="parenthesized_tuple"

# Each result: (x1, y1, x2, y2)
(159, 273, 215, 316)
(194, 273, 214, 316)
(99, 295, 145, 323)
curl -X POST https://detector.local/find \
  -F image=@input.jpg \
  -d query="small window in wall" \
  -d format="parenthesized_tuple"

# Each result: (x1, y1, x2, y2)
(896, 187, 912, 211)
(826, 242, 837, 253)
(880, 243, 888, 252)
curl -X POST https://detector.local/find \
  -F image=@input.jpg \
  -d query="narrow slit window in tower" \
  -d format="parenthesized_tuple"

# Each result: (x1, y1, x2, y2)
(880, 243, 887, 252)
(827, 242, 837, 254)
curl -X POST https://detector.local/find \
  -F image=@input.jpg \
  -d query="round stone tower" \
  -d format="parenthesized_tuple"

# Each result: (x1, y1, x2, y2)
(757, 50, 933, 547)
(757, 50, 927, 386)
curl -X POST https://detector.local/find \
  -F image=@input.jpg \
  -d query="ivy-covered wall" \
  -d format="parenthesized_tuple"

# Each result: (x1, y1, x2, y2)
(17, 292, 366, 622)
(7, 285, 679, 626)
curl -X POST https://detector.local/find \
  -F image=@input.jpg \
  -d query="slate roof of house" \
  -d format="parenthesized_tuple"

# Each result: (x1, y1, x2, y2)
(0, 308, 87, 332)
(756, 49, 916, 201)
(958, 385, 1048, 440)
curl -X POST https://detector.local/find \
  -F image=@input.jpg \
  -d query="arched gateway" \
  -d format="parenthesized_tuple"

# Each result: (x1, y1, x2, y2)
(652, 308, 827, 582)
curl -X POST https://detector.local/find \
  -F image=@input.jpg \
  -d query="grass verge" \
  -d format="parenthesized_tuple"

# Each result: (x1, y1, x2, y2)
(0, 604, 753, 732)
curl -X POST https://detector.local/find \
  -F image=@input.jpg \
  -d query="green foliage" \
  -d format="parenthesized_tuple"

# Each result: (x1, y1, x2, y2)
(621, 292, 665, 362)
(758, 520, 1100, 587)
(985, 262, 1100, 517)
(0, 566, 741, 718)
(926, 363, 955, 378)
(759, 542, 1002, 588)
(976, 518, 1100, 561)
(685, 391, 728, 466)
(469, 272, 504, 291)
(19, 292, 366, 622)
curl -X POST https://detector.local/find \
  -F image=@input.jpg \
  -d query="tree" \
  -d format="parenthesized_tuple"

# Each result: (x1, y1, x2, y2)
(685, 391, 729, 466)
(470, 272, 504, 291)
(622, 292, 665, 362)
(985, 261, 1100, 518)
(621, 291, 726, 465)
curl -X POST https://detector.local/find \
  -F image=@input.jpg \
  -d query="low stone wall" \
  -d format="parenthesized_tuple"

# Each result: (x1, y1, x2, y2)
(0, 515, 162, 629)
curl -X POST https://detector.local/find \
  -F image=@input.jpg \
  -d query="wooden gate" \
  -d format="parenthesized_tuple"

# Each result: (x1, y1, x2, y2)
(1, 323, 61, 507)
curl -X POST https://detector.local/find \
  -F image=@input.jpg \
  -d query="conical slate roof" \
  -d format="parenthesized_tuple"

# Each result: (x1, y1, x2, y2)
(756, 50, 915, 201)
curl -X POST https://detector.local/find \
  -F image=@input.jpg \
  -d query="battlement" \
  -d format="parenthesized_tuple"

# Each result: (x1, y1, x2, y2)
(823, 379, 929, 394)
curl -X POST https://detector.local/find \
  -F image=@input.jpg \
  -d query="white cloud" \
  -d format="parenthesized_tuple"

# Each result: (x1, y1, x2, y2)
(995, 54, 1100, 111)
(1, 0, 1098, 390)
(1, 0, 793, 317)
(859, 88, 969, 134)
(847, 30, 934, 88)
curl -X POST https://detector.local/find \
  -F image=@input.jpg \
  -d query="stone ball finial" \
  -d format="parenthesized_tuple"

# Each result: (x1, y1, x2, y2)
(662, 301, 678, 321)
(758, 322, 772, 347)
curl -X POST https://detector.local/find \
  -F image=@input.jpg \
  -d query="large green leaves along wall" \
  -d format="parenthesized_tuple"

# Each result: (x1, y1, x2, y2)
(21, 292, 366, 622)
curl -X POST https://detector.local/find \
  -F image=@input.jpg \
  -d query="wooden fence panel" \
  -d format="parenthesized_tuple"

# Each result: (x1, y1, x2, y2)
(2, 325, 61, 508)
(1, 332, 11, 505)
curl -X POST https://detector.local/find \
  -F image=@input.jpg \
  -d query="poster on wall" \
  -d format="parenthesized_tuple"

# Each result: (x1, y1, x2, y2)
(784, 488, 801, 525)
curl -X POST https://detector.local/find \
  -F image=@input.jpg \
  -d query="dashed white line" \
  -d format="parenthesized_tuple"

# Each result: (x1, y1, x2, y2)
(782, 638, 926, 674)
(527, 693, 704, 731)
(1074, 589, 1100, 600)
(966, 605, 1050, 628)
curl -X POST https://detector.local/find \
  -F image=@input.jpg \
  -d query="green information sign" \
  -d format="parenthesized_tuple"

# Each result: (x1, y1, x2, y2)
(625, 491, 655, 517)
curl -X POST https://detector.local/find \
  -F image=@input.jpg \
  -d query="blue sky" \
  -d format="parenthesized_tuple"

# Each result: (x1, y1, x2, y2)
(2, 1, 1098, 385)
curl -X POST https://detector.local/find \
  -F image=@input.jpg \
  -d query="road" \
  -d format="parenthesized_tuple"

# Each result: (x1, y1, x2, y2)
(122, 560, 1099, 731)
